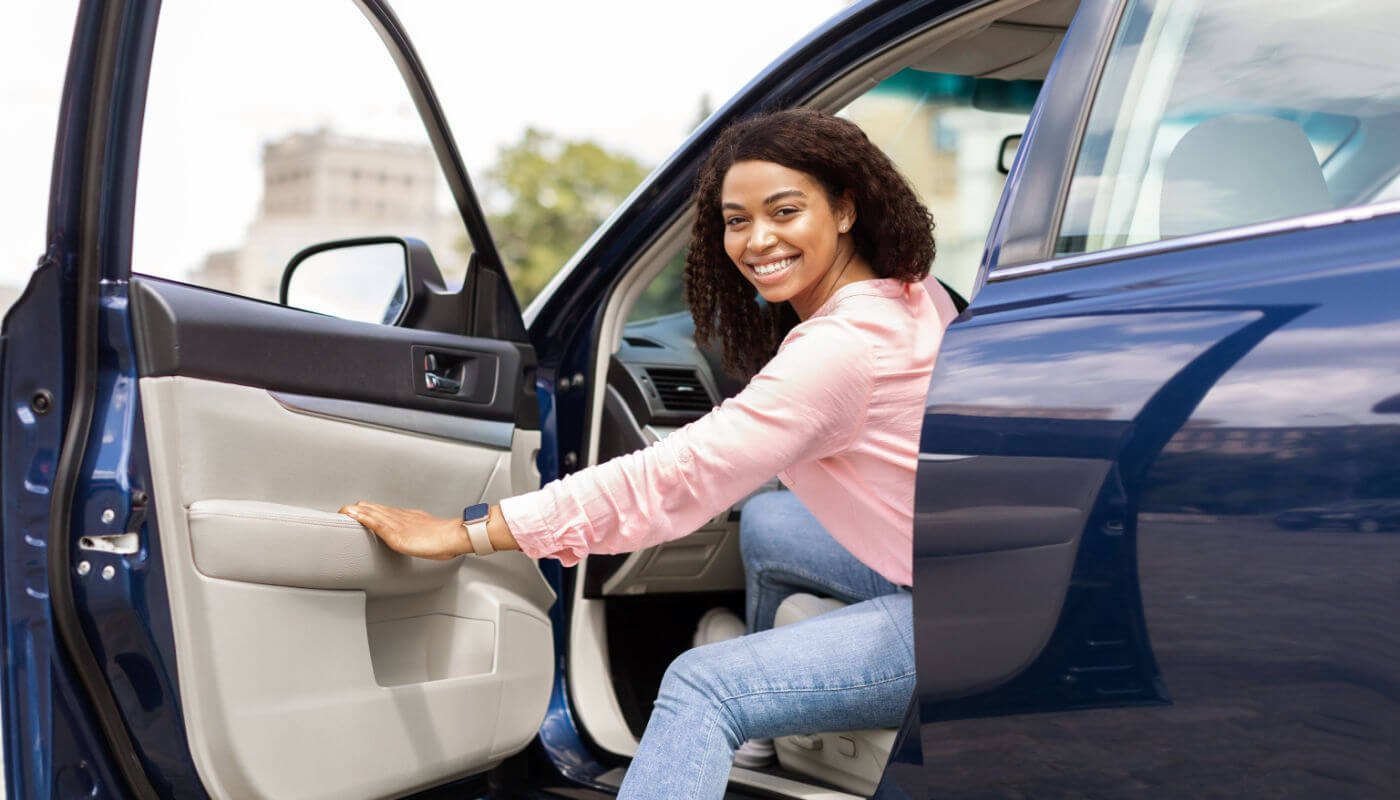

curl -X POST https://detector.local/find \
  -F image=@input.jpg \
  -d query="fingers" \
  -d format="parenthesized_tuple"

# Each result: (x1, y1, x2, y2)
(342, 502, 389, 534)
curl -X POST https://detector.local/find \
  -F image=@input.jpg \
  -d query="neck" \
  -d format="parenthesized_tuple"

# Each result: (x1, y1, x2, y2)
(791, 241, 878, 320)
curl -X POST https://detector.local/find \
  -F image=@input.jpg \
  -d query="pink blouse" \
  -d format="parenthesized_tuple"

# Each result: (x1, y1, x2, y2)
(499, 277, 958, 586)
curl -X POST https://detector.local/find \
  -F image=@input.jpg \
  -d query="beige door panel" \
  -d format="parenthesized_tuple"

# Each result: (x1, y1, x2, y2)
(142, 376, 554, 800)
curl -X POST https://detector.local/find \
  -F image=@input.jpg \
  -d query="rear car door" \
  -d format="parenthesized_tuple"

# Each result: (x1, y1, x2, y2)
(915, 0, 1400, 795)
(1, 2, 555, 797)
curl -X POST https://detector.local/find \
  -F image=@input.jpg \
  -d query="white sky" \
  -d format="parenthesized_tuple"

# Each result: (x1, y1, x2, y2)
(0, 1, 847, 291)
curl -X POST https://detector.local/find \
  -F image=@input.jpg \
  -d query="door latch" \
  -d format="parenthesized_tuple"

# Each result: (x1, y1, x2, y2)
(79, 533, 140, 555)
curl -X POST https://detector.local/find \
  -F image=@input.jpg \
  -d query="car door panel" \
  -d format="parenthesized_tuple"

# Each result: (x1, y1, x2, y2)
(915, 304, 1280, 706)
(130, 278, 532, 423)
(914, 455, 1111, 700)
(916, 213, 1400, 795)
(132, 286, 553, 798)
(9, 0, 560, 796)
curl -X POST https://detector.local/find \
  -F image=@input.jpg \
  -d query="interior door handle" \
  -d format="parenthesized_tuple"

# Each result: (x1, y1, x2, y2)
(423, 353, 461, 394)
(412, 345, 498, 404)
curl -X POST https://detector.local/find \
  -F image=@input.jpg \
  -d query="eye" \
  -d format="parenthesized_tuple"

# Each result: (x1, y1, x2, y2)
(725, 215, 748, 227)
(773, 206, 799, 218)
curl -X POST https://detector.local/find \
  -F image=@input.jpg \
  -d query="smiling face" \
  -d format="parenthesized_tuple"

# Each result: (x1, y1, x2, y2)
(720, 160, 875, 319)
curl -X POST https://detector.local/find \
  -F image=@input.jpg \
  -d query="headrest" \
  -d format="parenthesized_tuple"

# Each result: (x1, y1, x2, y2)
(1160, 115, 1333, 239)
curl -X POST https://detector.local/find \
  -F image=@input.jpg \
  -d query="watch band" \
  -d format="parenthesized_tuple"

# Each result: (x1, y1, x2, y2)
(462, 503, 494, 555)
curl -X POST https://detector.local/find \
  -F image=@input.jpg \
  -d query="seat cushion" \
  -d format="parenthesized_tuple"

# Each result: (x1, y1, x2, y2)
(770, 593, 898, 795)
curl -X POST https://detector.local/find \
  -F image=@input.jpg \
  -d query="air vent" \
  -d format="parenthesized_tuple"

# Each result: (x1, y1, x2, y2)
(623, 336, 663, 348)
(645, 367, 713, 413)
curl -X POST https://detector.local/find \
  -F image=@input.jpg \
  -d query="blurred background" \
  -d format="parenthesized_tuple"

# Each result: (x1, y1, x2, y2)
(0, 1, 850, 314)
(1, 1, 1028, 319)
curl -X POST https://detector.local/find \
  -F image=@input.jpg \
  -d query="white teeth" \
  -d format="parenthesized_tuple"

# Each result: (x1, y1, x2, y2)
(753, 256, 795, 276)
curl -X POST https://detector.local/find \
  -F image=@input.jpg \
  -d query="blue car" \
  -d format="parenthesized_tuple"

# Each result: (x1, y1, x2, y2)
(4, 0, 1398, 797)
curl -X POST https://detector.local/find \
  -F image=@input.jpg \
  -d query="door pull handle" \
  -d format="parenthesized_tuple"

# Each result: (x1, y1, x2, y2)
(425, 372, 461, 393)
(423, 353, 462, 394)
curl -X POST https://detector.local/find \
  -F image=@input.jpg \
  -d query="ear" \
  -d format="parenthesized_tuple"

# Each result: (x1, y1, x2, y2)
(835, 190, 857, 234)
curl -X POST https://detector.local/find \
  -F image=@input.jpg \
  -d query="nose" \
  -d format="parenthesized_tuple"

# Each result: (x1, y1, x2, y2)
(748, 219, 777, 252)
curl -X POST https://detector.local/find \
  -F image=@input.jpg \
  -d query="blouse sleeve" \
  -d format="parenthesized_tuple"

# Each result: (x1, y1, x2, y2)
(498, 315, 877, 565)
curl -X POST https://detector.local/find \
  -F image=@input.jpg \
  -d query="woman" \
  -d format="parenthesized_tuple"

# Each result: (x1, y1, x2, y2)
(343, 108, 959, 799)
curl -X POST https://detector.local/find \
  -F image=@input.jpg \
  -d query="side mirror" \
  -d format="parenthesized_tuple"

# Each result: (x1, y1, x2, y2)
(998, 134, 1022, 176)
(280, 236, 447, 326)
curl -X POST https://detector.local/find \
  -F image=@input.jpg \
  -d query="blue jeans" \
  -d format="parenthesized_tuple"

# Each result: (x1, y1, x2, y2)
(618, 491, 914, 799)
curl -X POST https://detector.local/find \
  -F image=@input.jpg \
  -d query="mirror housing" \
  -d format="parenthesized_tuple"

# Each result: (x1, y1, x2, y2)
(281, 236, 465, 333)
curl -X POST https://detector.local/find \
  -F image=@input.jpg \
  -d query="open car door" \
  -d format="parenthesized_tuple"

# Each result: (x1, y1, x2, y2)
(1, 2, 554, 798)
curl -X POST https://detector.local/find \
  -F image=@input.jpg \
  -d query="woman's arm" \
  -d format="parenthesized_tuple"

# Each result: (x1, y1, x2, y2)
(339, 500, 520, 558)
(346, 314, 876, 562)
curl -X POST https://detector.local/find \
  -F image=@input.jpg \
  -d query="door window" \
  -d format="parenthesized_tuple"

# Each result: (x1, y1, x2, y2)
(1057, 0, 1400, 256)
(841, 69, 1037, 303)
(133, 0, 472, 310)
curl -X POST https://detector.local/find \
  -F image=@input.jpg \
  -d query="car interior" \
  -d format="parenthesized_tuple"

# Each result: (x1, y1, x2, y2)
(562, 0, 1081, 794)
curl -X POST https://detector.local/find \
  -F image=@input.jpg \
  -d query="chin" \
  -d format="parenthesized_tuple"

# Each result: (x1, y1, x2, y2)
(754, 286, 794, 306)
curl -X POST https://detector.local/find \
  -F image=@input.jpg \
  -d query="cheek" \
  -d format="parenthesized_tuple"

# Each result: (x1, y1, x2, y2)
(723, 231, 746, 264)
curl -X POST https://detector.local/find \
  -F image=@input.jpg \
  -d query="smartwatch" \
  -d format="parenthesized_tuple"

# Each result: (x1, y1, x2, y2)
(462, 502, 494, 555)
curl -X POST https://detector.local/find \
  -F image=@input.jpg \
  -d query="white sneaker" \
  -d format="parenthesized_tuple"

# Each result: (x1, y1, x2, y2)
(733, 737, 775, 769)
(691, 607, 745, 648)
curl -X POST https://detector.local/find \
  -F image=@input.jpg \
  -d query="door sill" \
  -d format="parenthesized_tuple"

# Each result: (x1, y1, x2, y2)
(594, 766, 863, 799)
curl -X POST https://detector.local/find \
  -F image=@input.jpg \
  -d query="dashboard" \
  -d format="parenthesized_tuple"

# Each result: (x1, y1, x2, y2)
(585, 312, 756, 597)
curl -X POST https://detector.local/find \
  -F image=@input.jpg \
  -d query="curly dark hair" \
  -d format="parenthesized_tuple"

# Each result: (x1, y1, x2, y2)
(684, 108, 935, 378)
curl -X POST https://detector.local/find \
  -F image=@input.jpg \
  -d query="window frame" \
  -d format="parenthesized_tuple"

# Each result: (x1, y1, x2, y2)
(979, 0, 1129, 274)
(995, 0, 1400, 283)
(989, 198, 1400, 283)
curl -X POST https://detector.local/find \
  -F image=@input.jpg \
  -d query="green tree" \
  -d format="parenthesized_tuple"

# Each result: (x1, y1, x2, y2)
(484, 128, 648, 305)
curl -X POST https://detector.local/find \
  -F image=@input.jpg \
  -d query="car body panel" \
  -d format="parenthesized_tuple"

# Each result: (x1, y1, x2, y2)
(917, 192, 1400, 796)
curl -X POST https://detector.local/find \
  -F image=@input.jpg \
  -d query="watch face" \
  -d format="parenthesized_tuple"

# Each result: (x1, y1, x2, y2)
(463, 502, 490, 523)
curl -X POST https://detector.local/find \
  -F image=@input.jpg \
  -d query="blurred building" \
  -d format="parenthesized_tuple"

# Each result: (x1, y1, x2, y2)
(191, 129, 468, 301)
(0, 284, 21, 319)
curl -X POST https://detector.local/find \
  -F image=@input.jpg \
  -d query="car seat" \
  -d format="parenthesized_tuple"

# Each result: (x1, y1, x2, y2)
(1159, 114, 1333, 239)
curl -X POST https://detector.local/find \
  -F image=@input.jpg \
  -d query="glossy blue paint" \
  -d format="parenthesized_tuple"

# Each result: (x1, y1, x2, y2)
(3, 262, 80, 798)
(68, 281, 204, 796)
(917, 202, 1400, 794)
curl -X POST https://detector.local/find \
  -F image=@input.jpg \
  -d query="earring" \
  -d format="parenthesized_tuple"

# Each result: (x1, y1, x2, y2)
(839, 223, 849, 233)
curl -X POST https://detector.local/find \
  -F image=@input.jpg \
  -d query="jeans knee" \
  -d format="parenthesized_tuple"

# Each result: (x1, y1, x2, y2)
(655, 647, 749, 744)
(656, 647, 730, 720)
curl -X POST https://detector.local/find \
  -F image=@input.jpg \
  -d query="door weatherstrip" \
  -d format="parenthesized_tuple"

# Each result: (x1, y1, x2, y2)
(46, 0, 163, 797)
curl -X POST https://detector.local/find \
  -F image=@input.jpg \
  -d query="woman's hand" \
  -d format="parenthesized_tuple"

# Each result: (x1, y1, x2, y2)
(340, 501, 471, 560)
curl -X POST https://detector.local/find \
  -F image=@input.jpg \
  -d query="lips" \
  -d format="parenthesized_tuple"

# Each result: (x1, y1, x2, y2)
(746, 254, 798, 282)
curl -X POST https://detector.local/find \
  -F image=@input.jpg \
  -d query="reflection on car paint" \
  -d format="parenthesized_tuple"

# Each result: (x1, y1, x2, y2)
(918, 203, 1400, 797)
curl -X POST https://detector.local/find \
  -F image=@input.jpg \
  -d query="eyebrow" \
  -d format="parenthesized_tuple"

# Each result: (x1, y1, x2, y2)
(721, 188, 807, 211)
